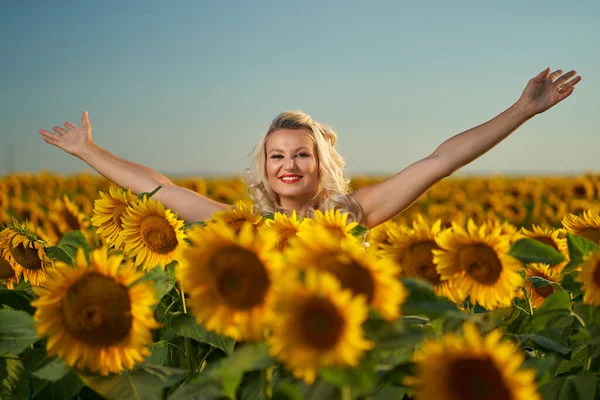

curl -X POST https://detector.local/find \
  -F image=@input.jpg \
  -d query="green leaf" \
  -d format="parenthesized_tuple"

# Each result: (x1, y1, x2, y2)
(183, 221, 206, 230)
(138, 185, 163, 200)
(46, 230, 90, 265)
(32, 371, 84, 400)
(400, 278, 459, 318)
(45, 246, 74, 265)
(527, 276, 555, 288)
(272, 382, 304, 400)
(542, 372, 598, 400)
(0, 309, 38, 355)
(1, 355, 29, 400)
(382, 362, 415, 387)
(513, 334, 571, 357)
(523, 290, 573, 334)
(556, 345, 590, 375)
(508, 238, 565, 265)
(161, 312, 236, 355)
(320, 355, 376, 394)
(80, 365, 185, 400)
(0, 288, 34, 313)
(32, 357, 71, 382)
(563, 233, 600, 273)
(349, 224, 369, 238)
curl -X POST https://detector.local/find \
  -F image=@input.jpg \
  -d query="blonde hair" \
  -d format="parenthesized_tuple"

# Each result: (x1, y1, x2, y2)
(245, 110, 362, 222)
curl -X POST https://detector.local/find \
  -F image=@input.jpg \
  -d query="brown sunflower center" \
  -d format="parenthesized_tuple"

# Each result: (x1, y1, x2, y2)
(140, 215, 179, 254)
(0, 258, 16, 279)
(275, 228, 298, 252)
(533, 278, 554, 297)
(9, 244, 43, 270)
(459, 244, 502, 285)
(112, 202, 128, 229)
(447, 357, 511, 400)
(228, 218, 247, 234)
(65, 210, 81, 231)
(580, 228, 600, 244)
(331, 261, 375, 303)
(210, 246, 270, 310)
(573, 185, 587, 198)
(401, 240, 441, 285)
(593, 261, 600, 288)
(62, 272, 132, 346)
(299, 297, 344, 349)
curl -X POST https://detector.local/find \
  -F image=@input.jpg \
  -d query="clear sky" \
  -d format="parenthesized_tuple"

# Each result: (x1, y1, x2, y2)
(1, 0, 598, 178)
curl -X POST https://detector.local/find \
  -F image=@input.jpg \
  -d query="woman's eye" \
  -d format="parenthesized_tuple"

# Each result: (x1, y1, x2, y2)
(296, 153, 309, 158)
(270, 155, 283, 159)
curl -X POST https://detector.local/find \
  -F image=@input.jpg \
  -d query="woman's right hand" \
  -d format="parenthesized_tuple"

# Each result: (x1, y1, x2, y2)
(39, 111, 93, 157)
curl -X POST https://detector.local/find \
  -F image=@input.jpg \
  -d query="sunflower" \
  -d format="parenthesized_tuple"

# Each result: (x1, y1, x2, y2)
(0, 220, 52, 286)
(300, 209, 360, 241)
(570, 177, 596, 201)
(576, 251, 600, 306)
(48, 195, 91, 235)
(208, 199, 263, 233)
(31, 247, 159, 375)
(365, 220, 398, 250)
(542, 195, 568, 226)
(91, 186, 138, 249)
(0, 252, 22, 289)
(287, 224, 405, 320)
(404, 321, 540, 400)
(380, 216, 459, 302)
(562, 210, 600, 244)
(567, 199, 600, 218)
(524, 263, 563, 309)
(258, 210, 302, 253)
(516, 225, 569, 271)
(120, 195, 186, 270)
(175, 222, 281, 341)
(268, 270, 374, 384)
(433, 219, 523, 310)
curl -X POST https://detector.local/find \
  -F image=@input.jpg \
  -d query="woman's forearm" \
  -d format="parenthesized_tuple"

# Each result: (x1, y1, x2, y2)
(77, 142, 174, 194)
(431, 101, 532, 176)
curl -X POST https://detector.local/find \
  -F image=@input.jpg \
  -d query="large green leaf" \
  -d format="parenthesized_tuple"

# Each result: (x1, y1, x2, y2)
(400, 278, 459, 318)
(80, 365, 185, 400)
(508, 238, 565, 265)
(161, 312, 236, 355)
(1, 355, 29, 400)
(541, 372, 598, 400)
(513, 334, 571, 357)
(32, 357, 71, 382)
(46, 230, 90, 265)
(0, 288, 34, 314)
(32, 371, 84, 400)
(320, 354, 377, 394)
(522, 290, 573, 334)
(0, 309, 38, 355)
(563, 233, 600, 273)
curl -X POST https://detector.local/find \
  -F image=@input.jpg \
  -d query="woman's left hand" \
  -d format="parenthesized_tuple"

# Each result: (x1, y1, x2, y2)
(517, 67, 582, 117)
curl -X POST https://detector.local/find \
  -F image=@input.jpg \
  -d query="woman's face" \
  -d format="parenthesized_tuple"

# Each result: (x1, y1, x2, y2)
(265, 128, 320, 205)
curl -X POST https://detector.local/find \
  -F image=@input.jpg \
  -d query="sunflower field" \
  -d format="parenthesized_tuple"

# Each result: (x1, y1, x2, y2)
(2, 172, 600, 400)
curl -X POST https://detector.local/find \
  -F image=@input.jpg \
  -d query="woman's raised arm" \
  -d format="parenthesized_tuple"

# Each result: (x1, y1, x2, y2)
(350, 67, 582, 229)
(39, 111, 229, 222)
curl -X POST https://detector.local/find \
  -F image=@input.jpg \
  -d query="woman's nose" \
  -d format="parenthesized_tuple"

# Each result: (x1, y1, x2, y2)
(285, 157, 296, 169)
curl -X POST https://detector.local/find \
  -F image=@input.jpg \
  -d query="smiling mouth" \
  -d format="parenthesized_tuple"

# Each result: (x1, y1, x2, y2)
(279, 176, 303, 183)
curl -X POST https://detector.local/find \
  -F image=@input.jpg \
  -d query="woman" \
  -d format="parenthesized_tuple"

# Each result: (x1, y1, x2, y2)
(39, 67, 581, 228)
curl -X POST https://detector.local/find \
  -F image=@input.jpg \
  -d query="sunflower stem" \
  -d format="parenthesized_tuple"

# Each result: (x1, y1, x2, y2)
(179, 281, 188, 314)
(521, 286, 534, 317)
(341, 386, 351, 400)
(263, 366, 273, 399)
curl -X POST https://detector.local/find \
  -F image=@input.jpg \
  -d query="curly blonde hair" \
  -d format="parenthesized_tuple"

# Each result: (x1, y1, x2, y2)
(245, 110, 362, 222)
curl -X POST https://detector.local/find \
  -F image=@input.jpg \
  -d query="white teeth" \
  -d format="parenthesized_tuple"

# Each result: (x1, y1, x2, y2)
(281, 176, 301, 181)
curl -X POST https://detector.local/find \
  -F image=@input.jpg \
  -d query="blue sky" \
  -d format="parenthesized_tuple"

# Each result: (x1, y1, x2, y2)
(1, 0, 598, 177)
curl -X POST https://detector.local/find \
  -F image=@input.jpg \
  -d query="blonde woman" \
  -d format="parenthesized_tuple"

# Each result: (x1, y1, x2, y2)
(39, 67, 581, 228)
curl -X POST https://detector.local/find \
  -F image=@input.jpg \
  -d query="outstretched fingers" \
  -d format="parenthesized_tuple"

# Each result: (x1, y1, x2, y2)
(53, 126, 66, 135)
(548, 69, 564, 82)
(39, 129, 61, 147)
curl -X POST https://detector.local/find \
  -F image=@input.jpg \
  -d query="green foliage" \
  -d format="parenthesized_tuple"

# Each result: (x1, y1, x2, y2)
(509, 237, 566, 265)
(0, 309, 38, 356)
(45, 230, 90, 265)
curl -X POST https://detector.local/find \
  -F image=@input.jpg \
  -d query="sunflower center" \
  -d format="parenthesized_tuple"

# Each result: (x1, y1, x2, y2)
(534, 280, 554, 297)
(573, 185, 587, 198)
(401, 240, 441, 285)
(65, 210, 81, 231)
(581, 228, 600, 244)
(300, 297, 344, 349)
(331, 261, 375, 303)
(62, 272, 132, 346)
(228, 219, 247, 234)
(593, 262, 600, 288)
(9, 244, 43, 270)
(210, 246, 270, 310)
(0, 258, 16, 279)
(275, 228, 298, 251)
(459, 244, 502, 285)
(447, 357, 511, 400)
(140, 215, 179, 254)
(112, 202, 128, 229)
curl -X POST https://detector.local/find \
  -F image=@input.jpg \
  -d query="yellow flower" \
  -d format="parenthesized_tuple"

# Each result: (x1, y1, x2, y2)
(208, 199, 263, 233)
(300, 209, 360, 240)
(365, 220, 398, 250)
(91, 186, 138, 249)
(31, 247, 160, 376)
(288, 225, 405, 320)
(562, 210, 600, 244)
(577, 251, 600, 306)
(516, 225, 569, 271)
(268, 270, 374, 384)
(258, 210, 302, 252)
(48, 195, 91, 235)
(120, 195, 186, 270)
(0, 252, 21, 289)
(380, 216, 460, 302)
(175, 222, 280, 341)
(433, 219, 523, 310)
(404, 321, 540, 400)
(0, 221, 52, 286)
(524, 263, 563, 309)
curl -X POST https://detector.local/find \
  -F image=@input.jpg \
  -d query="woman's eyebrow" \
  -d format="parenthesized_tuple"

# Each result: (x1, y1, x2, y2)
(268, 147, 311, 154)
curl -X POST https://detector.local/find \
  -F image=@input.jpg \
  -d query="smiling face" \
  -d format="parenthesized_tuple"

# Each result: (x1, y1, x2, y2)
(265, 128, 320, 209)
